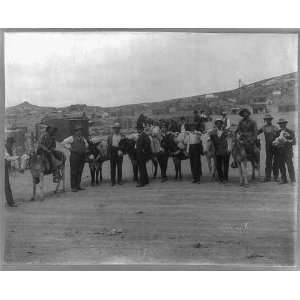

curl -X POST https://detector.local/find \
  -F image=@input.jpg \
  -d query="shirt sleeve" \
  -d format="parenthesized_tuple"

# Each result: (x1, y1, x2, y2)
(61, 136, 73, 149)
(226, 118, 231, 129)
(83, 138, 88, 148)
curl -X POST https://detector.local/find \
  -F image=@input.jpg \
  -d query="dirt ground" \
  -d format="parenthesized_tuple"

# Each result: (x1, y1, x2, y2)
(3, 112, 298, 266)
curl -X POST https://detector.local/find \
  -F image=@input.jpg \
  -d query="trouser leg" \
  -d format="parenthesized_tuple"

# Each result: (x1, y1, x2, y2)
(216, 155, 224, 181)
(285, 153, 295, 182)
(110, 156, 117, 184)
(138, 159, 148, 185)
(157, 153, 168, 178)
(265, 145, 272, 180)
(70, 153, 78, 189)
(76, 156, 85, 188)
(224, 153, 230, 181)
(278, 152, 287, 182)
(5, 163, 15, 206)
(189, 147, 196, 180)
(117, 156, 123, 183)
(190, 145, 201, 181)
(272, 148, 279, 179)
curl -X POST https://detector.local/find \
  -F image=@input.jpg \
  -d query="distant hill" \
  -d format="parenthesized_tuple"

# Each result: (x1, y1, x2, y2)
(5, 72, 297, 132)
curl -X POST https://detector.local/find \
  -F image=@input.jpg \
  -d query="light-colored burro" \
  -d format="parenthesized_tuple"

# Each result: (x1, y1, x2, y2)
(20, 151, 66, 201)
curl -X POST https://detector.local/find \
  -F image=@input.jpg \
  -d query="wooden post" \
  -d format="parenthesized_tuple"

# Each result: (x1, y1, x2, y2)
(0, 29, 6, 268)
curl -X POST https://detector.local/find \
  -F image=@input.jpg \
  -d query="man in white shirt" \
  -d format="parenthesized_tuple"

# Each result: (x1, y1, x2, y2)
(107, 122, 125, 186)
(61, 125, 88, 192)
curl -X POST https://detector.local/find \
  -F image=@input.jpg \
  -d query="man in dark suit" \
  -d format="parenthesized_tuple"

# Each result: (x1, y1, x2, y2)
(107, 122, 126, 186)
(136, 125, 152, 187)
(209, 118, 230, 183)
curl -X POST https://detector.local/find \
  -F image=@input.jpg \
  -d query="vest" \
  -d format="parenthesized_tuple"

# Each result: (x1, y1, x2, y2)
(71, 136, 86, 155)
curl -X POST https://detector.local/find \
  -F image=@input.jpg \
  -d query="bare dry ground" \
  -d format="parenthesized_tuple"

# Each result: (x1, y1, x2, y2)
(3, 112, 298, 267)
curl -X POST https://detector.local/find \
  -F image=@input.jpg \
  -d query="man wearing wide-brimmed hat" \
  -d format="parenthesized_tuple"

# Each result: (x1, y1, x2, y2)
(37, 125, 62, 182)
(209, 118, 230, 183)
(236, 107, 260, 166)
(136, 124, 152, 187)
(61, 124, 88, 192)
(273, 118, 296, 184)
(258, 113, 279, 182)
(107, 122, 126, 186)
(187, 122, 203, 183)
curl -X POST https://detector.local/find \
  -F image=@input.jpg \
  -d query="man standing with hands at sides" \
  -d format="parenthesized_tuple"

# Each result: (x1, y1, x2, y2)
(5, 137, 19, 207)
(107, 122, 125, 186)
(187, 123, 203, 184)
(61, 125, 88, 192)
(257, 114, 279, 182)
(136, 125, 152, 187)
(209, 119, 230, 183)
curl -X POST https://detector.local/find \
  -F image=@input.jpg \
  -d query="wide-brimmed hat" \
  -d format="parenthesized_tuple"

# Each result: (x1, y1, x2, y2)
(214, 118, 224, 124)
(74, 124, 83, 131)
(239, 108, 251, 116)
(277, 118, 288, 124)
(263, 113, 273, 120)
(46, 125, 58, 132)
(112, 122, 121, 128)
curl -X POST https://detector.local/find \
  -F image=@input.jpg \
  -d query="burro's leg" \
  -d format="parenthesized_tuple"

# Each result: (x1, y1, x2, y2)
(238, 162, 243, 186)
(40, 173, 45, 201)
(30, 176, 37, 201)
(62, 166, 66, 192)
(242, 161, 249, 187)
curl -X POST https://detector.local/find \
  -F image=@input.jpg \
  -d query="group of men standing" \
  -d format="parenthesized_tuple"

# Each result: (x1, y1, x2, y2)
(4, 107, 297, 207)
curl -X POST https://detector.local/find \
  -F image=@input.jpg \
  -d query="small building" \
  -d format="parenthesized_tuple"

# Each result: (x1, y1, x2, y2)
(251, 102, 267, 114)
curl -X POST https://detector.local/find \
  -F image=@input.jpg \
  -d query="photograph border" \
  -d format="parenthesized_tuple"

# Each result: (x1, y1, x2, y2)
(0, 28, 299, 271)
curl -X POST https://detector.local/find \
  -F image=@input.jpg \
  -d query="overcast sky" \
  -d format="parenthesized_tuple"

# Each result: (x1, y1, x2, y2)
(4, 32, 298, 107)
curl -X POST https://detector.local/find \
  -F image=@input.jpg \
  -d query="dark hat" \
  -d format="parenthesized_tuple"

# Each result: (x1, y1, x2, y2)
(277, 118, 288, 124)
(263, 113, 273, 120)
(74, 124, 83, 131)
(214, 118, 224, 124)
(239, 108, 251, 116)
(46, 125, 58, 132)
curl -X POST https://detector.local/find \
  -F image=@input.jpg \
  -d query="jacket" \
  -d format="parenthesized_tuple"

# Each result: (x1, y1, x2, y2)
(136, 132, 152, 161)
(210, 129, 229, 156)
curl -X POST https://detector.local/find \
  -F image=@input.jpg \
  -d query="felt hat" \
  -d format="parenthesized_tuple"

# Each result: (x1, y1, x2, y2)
(239, 108, 251, 116)
(112, 122, 121, 128)
(214, 118, 224, 124)
(74, 124, 83, 131)
(277, 118, 288, 124)
(263, 113, 273, 120)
